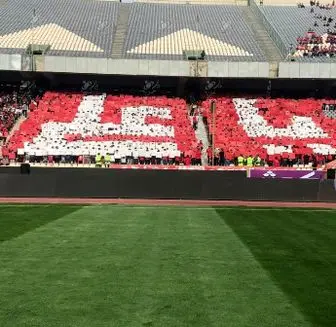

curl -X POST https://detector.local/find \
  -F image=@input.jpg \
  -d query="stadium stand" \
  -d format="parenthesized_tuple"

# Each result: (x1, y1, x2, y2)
(3, 0, 336, 63)
(1, 0, 336, 167)
(258, 0, 303, 5)
(0, 0, 119, 57)
(0, 90, 334, 168)
(5, 92, 203, 165)
(0, 0, 266, 61)
(136, 0, 241, 4)
(0, 84, 32, 140)
(259, 4, 336, 60)
(323, 103, 336, 117)
(124, 4, 266, 61)
(294, 31, 336, 58)
(202, 97, 336, 165)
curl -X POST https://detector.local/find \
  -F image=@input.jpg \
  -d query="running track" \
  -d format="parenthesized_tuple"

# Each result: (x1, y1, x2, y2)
(0, 198, 335, 208)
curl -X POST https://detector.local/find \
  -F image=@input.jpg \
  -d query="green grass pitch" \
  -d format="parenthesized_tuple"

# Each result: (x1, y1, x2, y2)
(0, 205, 335, 327)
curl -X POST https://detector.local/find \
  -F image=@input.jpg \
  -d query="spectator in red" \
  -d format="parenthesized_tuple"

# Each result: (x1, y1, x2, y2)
(317, 154, 325, 165)
(77, 155, 84, 165)
(184, 155, 191, 166)
(1, 146, 8, 158)
(273, 156, 280, 167)
(8, 152, 16, 163)
(29, 101, 37, 112)
(194, 148, 202, 165)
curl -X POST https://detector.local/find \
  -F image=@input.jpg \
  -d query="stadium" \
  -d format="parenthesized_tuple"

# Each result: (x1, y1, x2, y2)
(0, 0, 335, 325)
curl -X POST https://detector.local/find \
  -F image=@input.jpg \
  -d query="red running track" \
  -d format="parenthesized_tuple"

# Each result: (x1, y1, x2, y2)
(0, 198, 335, 208)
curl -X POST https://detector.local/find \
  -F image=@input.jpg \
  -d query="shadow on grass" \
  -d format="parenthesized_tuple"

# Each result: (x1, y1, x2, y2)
(217, 208, 336, 327)
(0, 205, 82, 243)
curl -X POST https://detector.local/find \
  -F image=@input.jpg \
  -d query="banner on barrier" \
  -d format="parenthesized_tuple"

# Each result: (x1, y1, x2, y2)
(249, 169, 325, 180)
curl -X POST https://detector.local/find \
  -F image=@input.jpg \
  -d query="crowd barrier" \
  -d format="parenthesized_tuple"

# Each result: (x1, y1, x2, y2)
(0, 167, 334, 202)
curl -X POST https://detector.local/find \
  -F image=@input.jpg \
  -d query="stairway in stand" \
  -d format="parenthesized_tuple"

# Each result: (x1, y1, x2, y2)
(111, 4, 131, 58)
(241, 6, 282, 78)
(189, 105, 210, 165)
(5, 115, 26, 145)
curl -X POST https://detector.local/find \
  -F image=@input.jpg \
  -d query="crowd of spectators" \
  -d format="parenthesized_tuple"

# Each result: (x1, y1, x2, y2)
(204, 147, 335, 168)
(0, 86, 335, 169)
(291, 31, 336, 58)
(0, 82, 39, 139)
(201, 96, 336, 168)
(309, 0, 335, 9)
(11, 143, 204, 167)
(0, 88, 24, 139)
(233, 153, 335, 167)
(290, 1, 336, 58)
(3, 149, 334, 168)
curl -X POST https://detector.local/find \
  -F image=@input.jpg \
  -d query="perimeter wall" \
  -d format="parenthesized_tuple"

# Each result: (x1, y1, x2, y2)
(0, 168, 334, 202)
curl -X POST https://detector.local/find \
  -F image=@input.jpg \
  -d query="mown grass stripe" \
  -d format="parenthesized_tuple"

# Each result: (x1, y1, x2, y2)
(0, 205, 82, 243)
(219, 208, 336, 327)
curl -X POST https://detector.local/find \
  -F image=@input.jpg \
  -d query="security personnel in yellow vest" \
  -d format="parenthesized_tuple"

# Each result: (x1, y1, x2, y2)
(237, 155, 244, 166)
(254, 155, 261, 166)
(247, 156, 254, 166)
(105, 153, 111, 167)
(95, 153, 102, 167)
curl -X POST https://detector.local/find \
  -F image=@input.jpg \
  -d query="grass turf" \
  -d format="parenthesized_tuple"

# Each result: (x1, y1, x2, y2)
(0, 205, 334, 327)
